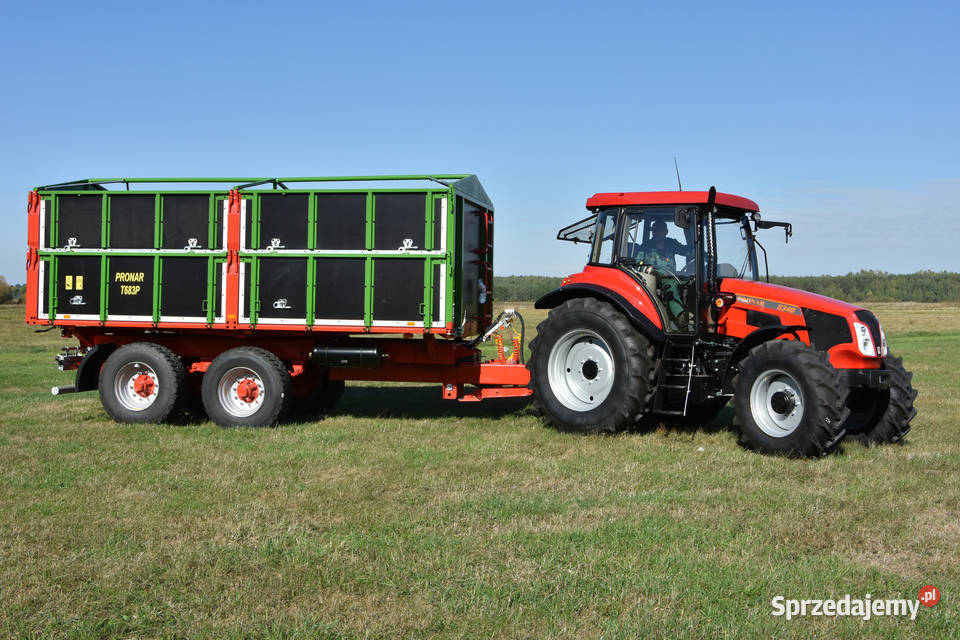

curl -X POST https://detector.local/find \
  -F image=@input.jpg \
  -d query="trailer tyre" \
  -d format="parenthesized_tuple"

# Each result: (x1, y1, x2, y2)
(843, 355, 917, 446)
(98, 342, 186, 424)
(528, 298, 656, 434)
(733, 340, 848, 457)
(202, 347, 292, 427)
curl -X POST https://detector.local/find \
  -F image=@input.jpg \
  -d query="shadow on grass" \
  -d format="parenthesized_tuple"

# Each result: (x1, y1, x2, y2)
(333, 384, 535, 420)
(630, 405, 739, 436)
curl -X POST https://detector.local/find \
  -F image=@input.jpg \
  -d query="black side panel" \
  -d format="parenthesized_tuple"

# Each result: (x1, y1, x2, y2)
(374, 193, 425, 251)
(374, 258, 424, 322)
(161, 258, 208, 318)
(41, 262, 49, 315)
(316, 193, 367, 250)
(108, 256, 154, 317)
(109, 195, 155, 249)
(259, 193, 309, 250)
(315, 258, 365, 320)
(433, 262, 442, 325)
(258, 258, 308, 320)
(162, 194, 210, 250)
(802, 308, 852, 351)
(746, 309, 780, 328)
(55, 255, 101, 316)
(56, 195, 102, 248)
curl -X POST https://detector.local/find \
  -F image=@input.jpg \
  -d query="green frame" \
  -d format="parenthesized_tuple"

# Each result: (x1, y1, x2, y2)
(33, 175, 493, 333)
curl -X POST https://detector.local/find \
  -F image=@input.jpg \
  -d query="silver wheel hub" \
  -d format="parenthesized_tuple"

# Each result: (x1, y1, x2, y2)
(749, 369, 804, 437)
(547, 329, 615, 411)
(218, 367, 266, 417)
(114, 361, 159, 412)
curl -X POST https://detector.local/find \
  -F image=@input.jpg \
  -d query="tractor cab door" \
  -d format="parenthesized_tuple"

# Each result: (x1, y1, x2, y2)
(614, 207, 697, 332)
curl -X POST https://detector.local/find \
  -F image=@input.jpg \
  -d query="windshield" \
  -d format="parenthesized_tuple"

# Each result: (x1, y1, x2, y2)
(714, 215, 758, 280)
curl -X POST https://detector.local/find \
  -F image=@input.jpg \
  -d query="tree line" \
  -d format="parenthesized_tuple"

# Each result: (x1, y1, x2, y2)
(494, 271, 960, 303)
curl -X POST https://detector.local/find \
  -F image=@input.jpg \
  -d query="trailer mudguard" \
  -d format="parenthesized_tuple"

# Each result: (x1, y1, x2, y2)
(535, 284, 666, 344)
(75, 344, 116, 392)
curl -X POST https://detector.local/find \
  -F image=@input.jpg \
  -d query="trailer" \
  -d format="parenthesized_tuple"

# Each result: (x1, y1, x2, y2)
(26, 175, 532, 426)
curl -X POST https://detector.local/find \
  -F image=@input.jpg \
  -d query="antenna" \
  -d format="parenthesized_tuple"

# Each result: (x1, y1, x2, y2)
(674, 157, 683, 190)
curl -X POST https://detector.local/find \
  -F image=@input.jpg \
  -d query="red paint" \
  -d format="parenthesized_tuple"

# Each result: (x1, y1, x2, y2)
(236, 378, 259, 403)
(25, 192, 41, 324)
(133, 374, 155, 398)
(560, 265, 663, 330)
(586, 190, 759, 211)
(224, 190, 241, 329)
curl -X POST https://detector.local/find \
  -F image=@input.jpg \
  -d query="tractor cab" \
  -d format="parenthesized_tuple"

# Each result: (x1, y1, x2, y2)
(558, 189, 765, 333)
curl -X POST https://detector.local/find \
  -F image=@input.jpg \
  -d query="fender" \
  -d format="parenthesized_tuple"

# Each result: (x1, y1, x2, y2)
(721, 325, 807, 392)
(75, 344, 116, 392)
(535, 284, 666, 344)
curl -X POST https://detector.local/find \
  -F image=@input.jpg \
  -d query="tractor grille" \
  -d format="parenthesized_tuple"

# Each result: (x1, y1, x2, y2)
(801, 308, 852, 351)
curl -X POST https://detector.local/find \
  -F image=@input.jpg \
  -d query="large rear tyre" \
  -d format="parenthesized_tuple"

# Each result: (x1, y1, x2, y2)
(843, 355, 917, 445)
(733, 340, 848, 457)
(98, 342, 186, 424)
(201, 347, 291, 427)
(527, 298, 657, 434)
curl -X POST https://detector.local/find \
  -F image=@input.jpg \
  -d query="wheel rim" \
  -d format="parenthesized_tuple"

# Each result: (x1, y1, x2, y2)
(218, 367, 266, 417)
(547, 329, 615, 411)
(749, 369, 804, 437)
(114, 361, 159, 412)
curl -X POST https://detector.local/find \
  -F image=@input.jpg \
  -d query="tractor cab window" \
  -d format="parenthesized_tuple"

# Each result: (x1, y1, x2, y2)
(713, 214, 759, 281)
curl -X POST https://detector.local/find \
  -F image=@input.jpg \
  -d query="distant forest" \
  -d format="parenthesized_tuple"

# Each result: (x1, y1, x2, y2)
(494, 271, 960, 303)
(2, 272, 958, 306)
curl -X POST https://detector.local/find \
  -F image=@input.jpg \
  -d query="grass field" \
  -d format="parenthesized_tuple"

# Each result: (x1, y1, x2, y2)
(1, 302, 958, 638)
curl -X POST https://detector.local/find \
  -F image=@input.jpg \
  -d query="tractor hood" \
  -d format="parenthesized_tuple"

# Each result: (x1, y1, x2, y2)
(719, 279, 860, 317)
(718, 279, 886, 369)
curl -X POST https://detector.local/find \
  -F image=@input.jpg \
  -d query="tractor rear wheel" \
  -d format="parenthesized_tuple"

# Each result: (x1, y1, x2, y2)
(202, 347, 291, 427)
(843, 355, 917, 445)
(98, 342, 186, 424)
(733, 340, 848, 456)
(528, 298, 657, 434)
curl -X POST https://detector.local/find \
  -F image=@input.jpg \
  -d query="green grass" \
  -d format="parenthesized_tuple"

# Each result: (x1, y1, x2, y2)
(1, 303, 958, 638)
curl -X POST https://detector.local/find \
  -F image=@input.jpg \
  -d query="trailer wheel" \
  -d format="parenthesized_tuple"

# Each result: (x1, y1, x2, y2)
(844, 355, 917, 445)
(733, 340, 848, 456)
(202, 347, 291, 427)
(528, 298, 656, 434)
(98, 342, 186, 423)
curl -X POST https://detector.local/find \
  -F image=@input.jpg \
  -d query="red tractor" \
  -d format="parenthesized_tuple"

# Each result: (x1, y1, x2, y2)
(527, 187, 917, 456)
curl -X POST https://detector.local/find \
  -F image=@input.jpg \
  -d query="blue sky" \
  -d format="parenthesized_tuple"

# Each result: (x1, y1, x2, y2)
(1, 0, 958, 282)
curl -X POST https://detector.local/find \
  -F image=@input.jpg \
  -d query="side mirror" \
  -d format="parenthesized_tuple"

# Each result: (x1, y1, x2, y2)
(674, 206, 696, 229)
(756, 219, 793, 243)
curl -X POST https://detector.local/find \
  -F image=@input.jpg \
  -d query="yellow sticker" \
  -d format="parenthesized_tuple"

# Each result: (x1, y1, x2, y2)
(76, 275, 84, 290)
(65, 275, 73, 290)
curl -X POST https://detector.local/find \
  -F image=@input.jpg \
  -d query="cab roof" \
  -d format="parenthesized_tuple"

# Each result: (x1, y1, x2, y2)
(586, 190, 759, 212)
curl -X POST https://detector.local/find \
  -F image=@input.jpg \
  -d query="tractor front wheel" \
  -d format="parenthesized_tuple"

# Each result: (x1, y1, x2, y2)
(843, 355, 917, 446)
(733, 340, 848, 456)
(528, 298, 656, 434)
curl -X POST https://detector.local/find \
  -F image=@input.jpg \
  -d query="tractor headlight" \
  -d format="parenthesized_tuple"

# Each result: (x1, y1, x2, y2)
(853, 322, 877, 357)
